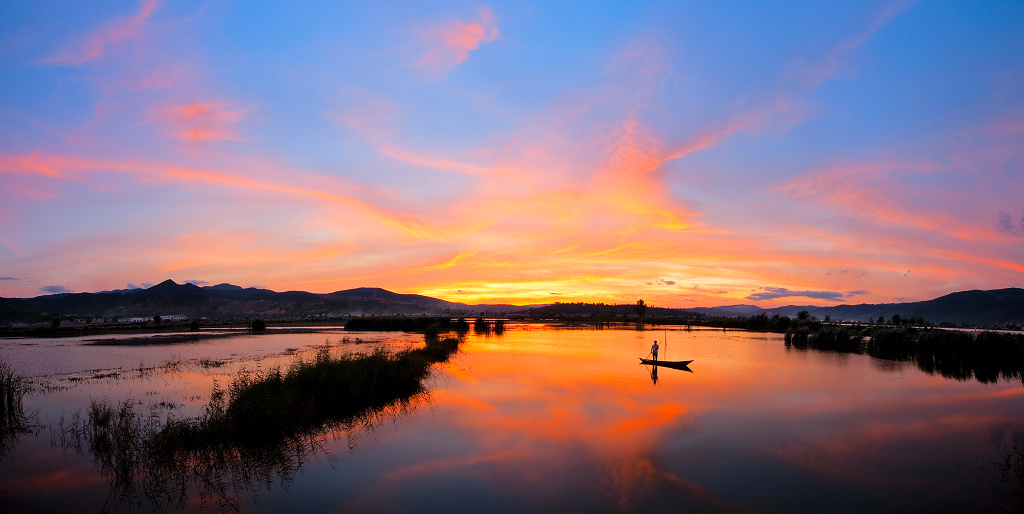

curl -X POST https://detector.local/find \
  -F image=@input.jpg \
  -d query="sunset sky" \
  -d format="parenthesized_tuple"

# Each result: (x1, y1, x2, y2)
(2, 1, 1023, 307)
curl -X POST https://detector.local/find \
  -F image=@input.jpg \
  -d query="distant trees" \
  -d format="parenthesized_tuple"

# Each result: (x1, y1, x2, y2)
(634, 299, 647, 319)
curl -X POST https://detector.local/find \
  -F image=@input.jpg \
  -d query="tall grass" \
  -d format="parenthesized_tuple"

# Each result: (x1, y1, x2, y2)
(57, 336, 463, 511)
(344, 316, 459, 332)
(788, 324, 1024, 384)
(0, 358, 29, 457)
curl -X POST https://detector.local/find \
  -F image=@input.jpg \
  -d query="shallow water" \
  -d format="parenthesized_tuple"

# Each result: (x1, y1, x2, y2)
(1, 325, 1021, 512)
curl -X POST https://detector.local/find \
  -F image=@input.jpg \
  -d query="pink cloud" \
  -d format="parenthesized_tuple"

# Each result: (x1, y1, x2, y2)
(416, 7, 499, 76)
(0, 151, 439, 241)
(791, 0, 917, 88)
(147, 101, 250, 142)
(41, 0, 160, 66)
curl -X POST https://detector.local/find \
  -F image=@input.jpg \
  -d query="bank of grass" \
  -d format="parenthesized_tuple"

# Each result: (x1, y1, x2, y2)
(60, 335, 462, 510)
(785, 324, 1024, 384)
(1, 358, 28, 456)
(173, 336, 460, 447)
(344, 316, 471, 333)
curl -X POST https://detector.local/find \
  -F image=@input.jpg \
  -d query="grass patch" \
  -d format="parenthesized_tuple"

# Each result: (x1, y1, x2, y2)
(1, 358, 29, 457)
(57, 336, 463, 511)
(345, 316, 470, 334)
(788, 325, 1024, 384)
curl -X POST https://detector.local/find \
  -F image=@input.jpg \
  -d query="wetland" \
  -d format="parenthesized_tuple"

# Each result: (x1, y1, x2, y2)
(1, 324, 1022, 512)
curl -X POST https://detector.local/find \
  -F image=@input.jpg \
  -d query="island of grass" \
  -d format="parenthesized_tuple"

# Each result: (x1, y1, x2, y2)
(59, 334, 463, 511)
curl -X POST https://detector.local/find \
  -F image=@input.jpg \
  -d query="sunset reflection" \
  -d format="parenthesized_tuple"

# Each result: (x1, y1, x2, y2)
(2, 326, 1021, 512)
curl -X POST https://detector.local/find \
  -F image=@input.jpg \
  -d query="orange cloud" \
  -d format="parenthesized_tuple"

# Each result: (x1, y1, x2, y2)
(416, 7, 499, 76)
(41, 0, 160, 66)
(0, 151, 439, 241)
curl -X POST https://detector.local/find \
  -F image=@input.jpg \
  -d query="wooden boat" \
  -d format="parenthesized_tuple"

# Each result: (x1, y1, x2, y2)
(639, 358, 693, 370)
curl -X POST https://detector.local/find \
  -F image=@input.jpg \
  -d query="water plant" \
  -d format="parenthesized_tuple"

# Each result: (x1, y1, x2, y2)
(345, 316, 456, 332)
(0, 358, 29, 457)
(57, 336, 463, 511)
(787, 324, 1024, 384)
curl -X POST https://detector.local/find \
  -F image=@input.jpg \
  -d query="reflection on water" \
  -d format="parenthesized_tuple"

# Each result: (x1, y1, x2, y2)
(0, 358, 30, 458)
(56, 394, 426, 513)
(1, 325, 1022, 512)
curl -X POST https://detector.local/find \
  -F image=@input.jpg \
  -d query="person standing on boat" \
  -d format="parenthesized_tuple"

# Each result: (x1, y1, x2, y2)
(651, 340, 659, 361)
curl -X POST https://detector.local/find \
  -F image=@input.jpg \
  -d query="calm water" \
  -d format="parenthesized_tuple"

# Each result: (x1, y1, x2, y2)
(1, 325, 1021, 512)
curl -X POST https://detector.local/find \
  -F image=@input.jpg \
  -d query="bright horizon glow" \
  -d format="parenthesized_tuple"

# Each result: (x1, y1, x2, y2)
(1, 1, 1023, 308)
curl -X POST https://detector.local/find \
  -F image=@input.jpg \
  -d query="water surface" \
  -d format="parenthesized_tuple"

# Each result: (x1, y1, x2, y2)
(1, 325, 1021, 512)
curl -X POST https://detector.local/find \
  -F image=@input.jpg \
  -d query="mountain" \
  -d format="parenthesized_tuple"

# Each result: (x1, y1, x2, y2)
(0, 280, 530, 324)
(686, 288, 1024, 328)
(2, 282, 1022, 328)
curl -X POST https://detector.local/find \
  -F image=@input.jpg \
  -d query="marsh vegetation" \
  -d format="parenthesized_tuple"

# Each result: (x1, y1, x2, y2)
(53, 336, 462, 511)
(0, 358, 29, 457)
(784, 323, 1024, 384)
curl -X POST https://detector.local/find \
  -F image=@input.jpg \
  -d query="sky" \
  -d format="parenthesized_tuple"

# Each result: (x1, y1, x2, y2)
(1, 0, 1023, 308)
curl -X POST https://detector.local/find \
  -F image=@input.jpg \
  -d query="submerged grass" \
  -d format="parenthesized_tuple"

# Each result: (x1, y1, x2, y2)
(786, 325, 1024, 384)
(1, 358, 29, 457)
(58, 336, 462, 511)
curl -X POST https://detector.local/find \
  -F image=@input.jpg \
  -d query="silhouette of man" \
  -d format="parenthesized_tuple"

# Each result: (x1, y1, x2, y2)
(651, 340, 659, 361)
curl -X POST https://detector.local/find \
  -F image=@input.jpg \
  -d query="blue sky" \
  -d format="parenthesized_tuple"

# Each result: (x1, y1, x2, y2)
(1, 0, 1022, 307)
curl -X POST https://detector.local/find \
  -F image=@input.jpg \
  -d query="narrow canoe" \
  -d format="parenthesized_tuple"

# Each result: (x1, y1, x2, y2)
(639, 358, 693, 370)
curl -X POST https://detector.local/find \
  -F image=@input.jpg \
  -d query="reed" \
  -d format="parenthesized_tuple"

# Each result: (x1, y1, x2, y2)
(0, 358, 29, 456)
(791, 324, 1024, 384)
(345, 316, 458, 332)
(57, 336, 463, 510)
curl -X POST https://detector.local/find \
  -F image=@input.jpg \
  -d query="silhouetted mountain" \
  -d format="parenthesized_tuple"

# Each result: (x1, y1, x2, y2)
(2, 283, 1021, 328)
(0, 280, 530, 323)
(687, 288, 1024, 328)
(687, 305, 764, 318)
(206, 283, 244, 292)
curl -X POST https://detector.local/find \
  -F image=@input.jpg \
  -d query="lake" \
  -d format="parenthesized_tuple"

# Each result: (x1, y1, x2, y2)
(1, 325, 1022, 512)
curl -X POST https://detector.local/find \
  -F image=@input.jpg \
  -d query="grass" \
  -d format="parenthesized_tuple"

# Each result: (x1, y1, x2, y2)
(57, 336, 463, 511)
(0, 358, 29, 457)
(344, 316, 471, 334)
(786, 325, 1024, 384)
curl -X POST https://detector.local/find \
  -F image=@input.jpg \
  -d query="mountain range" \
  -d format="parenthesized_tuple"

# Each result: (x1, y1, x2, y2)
(687, 288, 1024, 328)
(1, 281, 1022, 328)
(0, 279, 529, 324)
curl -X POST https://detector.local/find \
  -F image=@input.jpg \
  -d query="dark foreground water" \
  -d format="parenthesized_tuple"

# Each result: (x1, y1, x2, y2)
(1, 325, 1021, 512)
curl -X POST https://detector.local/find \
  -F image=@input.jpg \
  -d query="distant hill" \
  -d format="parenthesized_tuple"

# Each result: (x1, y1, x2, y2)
(2, 282, 1022, 328)
(0, 280, 530, 324)
(686, 288, 1024, 328)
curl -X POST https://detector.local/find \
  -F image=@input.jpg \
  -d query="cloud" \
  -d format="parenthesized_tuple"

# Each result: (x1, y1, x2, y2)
(0, 151, 438, 241)
(40, 285, 74, 294)
(0, 277, 19, 281)
(184, 279, 208, 285)
(745, 287, 848, 302)
(416, 7, 499, 77)
(41, 0, 160, 66)
(997, 211, 1024, 237)
(825, 269, 867, 278)
(647, 278, 676, 286)
(791, 0, 916, 87)
(126, 282, 153, 289)
(147, 101, 250, 142)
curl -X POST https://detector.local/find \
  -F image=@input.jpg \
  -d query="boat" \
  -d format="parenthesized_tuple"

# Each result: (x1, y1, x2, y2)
(639, 358, 693, 370)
